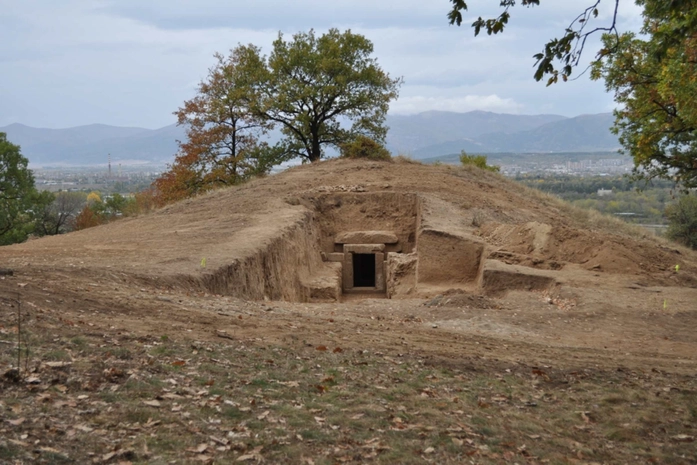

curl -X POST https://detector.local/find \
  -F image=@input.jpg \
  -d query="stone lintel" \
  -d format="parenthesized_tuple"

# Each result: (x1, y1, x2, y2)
(344, 243, 385, 254)
(336, 230, 398, 245)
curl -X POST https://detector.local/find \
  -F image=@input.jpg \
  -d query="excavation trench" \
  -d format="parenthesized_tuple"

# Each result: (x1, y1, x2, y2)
(190, 192, 421, 302)
(192, 192, 516, 302)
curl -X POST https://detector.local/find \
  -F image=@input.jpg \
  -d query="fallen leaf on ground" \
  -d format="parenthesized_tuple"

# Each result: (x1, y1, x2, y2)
(278, 381, 299, 387)
(45, 361, 72, 368)
(236, 446, 263, 462)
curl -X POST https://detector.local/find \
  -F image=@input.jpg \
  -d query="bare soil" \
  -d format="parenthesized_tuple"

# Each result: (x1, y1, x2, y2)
(1, 158, 696, 464)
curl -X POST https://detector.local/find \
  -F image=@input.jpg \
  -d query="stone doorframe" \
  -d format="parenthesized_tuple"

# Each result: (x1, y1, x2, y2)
(342, 243, 385, 293)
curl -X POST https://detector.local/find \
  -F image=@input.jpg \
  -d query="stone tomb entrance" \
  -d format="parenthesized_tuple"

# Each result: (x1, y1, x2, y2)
(331, 231, 401, 295)
(342, 244, 385, 294)
(309, 192, 419, 300)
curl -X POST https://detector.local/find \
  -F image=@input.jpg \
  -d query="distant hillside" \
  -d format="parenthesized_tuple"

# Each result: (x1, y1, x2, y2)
(385, 110, 566, 153)
(2, 111, 619, 166)
(0, 123, 185, 166)
(410, 113, 619, 158)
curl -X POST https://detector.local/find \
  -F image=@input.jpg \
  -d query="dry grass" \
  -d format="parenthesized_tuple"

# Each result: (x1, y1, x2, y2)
(393, 155, 423, 165)
(2, 324, 696, 464)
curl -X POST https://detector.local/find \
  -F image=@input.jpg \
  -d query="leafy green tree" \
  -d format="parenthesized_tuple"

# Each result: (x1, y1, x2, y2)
(0, 132, 50, 245)
(239, 29, 402, 162)
(592, 1, 697, 188)
(665, 195, 697, 249)
(459, 151, 500, 172)
(103, 193, 131, 216)
(154, 49, 284, 205)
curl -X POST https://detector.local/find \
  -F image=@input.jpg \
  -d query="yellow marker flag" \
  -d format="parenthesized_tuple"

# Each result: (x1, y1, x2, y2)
(663, 299, 667, 310)
(675, 264, 680, 272)
(201, 257, 207, 268)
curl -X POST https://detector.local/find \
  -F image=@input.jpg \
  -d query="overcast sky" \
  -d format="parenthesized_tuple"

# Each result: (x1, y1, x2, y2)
(0, 0, 643, 129)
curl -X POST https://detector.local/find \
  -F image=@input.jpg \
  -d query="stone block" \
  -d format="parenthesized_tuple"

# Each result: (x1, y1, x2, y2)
(480, 260, 557, 296)
(374, 252, 385, 292)
(386, 252, 417, 298)
(344, 243, 385, 254)
(336, 230, 398, 244)
(417, 229, 484, 284)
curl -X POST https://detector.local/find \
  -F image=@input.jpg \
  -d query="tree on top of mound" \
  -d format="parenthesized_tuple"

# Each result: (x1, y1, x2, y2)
(152, 29, 401, 206)
(153, 48, 286, 205)
(238, 29, 402, 163)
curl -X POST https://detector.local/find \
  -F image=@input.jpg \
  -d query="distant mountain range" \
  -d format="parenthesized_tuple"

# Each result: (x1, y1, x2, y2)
(0, 123, 186, 166)
(385, 111, 620, 157)
(1, 110, 620, 166)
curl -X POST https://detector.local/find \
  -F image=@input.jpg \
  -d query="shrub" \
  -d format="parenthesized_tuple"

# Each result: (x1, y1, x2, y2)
(339, 136, 392, 161)
(459, 151, 500, 172)
(665, 194, 697, 249)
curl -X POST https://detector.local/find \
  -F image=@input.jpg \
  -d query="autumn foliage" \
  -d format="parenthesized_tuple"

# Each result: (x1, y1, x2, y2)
(153, 49, 280, 206)
(73, 192, 154, 231)
(74, 205, 104, 231)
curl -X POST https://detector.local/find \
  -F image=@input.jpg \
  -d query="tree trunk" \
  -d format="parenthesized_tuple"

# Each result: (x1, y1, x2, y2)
(309, 129, 321, 162)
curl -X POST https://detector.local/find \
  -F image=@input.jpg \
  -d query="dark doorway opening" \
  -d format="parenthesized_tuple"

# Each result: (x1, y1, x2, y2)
(353, 254, 376, 287)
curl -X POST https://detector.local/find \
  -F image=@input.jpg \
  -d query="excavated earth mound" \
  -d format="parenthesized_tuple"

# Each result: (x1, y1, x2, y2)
(2, 158, 697, 372)
(3, 158, 695, 302)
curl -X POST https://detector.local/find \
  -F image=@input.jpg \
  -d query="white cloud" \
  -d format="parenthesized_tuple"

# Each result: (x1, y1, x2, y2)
(0, 0, 641, 128)
(390, 94, 524, 115)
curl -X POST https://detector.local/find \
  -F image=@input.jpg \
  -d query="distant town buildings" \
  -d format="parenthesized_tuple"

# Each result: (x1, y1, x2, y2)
(500, 157, 633, 177)
(33, 166, 162, 193)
